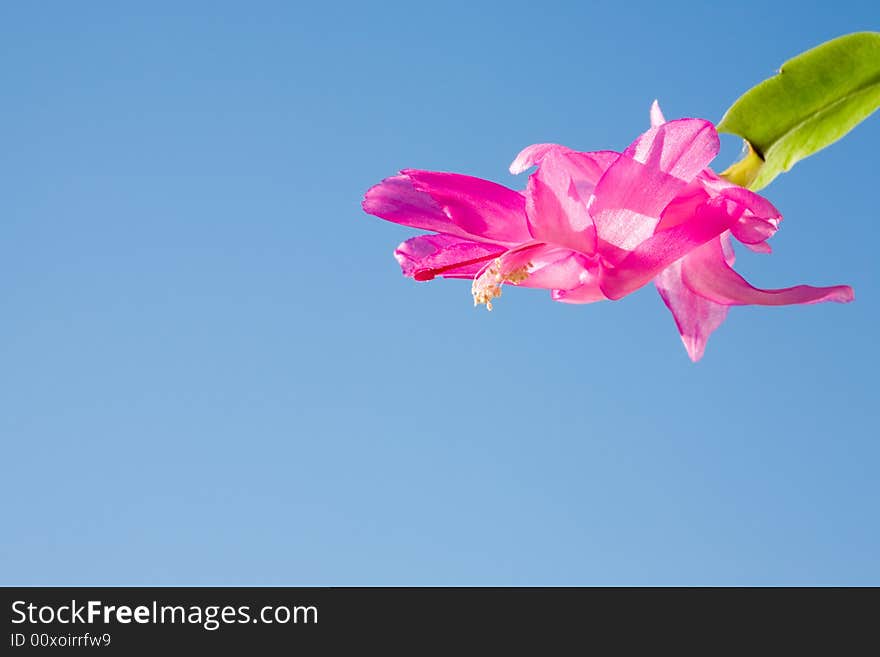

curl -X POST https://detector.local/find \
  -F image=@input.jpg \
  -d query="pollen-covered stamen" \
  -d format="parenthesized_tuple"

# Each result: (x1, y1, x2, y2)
(471, 258, 532, 311)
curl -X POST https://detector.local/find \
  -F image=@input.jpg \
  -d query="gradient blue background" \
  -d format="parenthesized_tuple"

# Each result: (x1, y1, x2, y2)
(1, 1, 877, 585)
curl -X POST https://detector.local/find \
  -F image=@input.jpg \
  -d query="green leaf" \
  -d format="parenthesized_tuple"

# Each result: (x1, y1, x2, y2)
(717, 31, 880, 191)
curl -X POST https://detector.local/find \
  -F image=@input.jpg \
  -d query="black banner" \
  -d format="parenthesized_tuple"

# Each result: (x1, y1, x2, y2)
(2, 587, 876, 652)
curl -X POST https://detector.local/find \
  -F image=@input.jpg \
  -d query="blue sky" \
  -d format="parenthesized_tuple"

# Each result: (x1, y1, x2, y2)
(1, 1, 877, 584)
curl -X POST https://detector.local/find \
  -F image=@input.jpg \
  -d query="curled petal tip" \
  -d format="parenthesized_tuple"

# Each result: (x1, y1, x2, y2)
(836, 286, 856, 303)
(510, 143, 569, 175)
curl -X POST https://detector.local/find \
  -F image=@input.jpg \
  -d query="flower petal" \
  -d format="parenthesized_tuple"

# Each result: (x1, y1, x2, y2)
(649, 100, 666, 128)
(551, 273, 606, 304)
(655, 258, 729, 362)
(363, 171, 530, 245)
(519, 246, 606, 303)
(743, 241, 773, 254)
(698, 170, 781, 246)
(624, 118, 719, 181)
(525, 149, 598, 254)
(598, 196, 740, 300)
(590, 119, 720, 258)
(521, 249, 596, 292)
(510, 143, 573, 174)
(654, 180, 711, 232)
(681, 238, 855, 306)
(394, 234, 505, 281)
(511, 142, 618, 180)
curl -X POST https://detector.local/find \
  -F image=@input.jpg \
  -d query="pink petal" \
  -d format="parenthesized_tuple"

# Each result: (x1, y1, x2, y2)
(655, 258, 729, 362)
(598, 196, 741, 300)
(469, 242, 604, 309)
(720, 231, 737, 266)
(654, 233, 734, 362)
(655, 180, 711, 232)
(698, 170, 781, 246)
(394, 234, 505, 281)
(363, 171, 530, 246)
(681, 238, 855, 306)
(624, 118, 719, 181)
(551, 273, 606, 304)
(481, 241, 546, 273)
(510, 143, 573, 174)
(649, 100, 666, 128)
(520, 248, 596, 292)
(591, 119, 720, 258)
(566, 151, 620, 198)
(510, 143, 618, 181)
(590, 156, 684, 254)
(525, 149, 597, 254)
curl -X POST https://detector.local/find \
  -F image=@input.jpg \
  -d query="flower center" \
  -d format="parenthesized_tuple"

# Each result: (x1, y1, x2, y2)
(471, 258, 531, 311)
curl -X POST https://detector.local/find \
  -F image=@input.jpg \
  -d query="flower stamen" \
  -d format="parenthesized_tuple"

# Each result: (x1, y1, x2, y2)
(471, 258, 532, 310)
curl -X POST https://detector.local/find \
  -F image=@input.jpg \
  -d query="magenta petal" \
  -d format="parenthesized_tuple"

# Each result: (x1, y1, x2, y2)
(599, 197, 739, 300)
(363, 171, 530, 245)
(510, 143, 573, 174)
(681, 238, 855, 306)
(482, 241, 546, 273)
(469, 242, 603, 309)
(551, 274, 606, 304)
(591, 155, 685, 254)
(565, 151, 620, 197)
(649, 100, 666, 128)
(591, 119, 720, 258)
(520, 248, 595, 291)
(697, 170, 781, 246)
(510, 143, 618, 186)
(624, 118, 719, 182)
(655, 259, 729, 362)
(402, 169, 533, 245)
(525, 149, 597, 254)
(655, 180, 711, 232)
(363, 175, 455, 234)
(394, 234, 504, 281)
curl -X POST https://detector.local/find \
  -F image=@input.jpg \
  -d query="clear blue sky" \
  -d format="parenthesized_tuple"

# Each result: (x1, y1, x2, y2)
(1, 1, 877, 585)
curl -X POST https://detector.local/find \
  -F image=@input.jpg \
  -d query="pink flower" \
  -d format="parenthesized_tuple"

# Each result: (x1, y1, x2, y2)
(362, 103, 853, 360)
